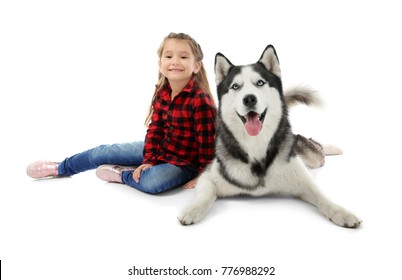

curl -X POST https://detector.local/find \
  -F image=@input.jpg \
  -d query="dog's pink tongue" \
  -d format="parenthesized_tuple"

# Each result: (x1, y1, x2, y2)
(245, 112, 262, 136)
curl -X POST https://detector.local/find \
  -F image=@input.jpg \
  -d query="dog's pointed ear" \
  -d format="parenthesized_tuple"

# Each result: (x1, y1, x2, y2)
(258, 45, 281, 78)
(215, 52, 233, 85)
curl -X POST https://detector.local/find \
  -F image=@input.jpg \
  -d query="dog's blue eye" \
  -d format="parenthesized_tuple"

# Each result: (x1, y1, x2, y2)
(257, 80, 265, 86)
(231, 84, 239, 90)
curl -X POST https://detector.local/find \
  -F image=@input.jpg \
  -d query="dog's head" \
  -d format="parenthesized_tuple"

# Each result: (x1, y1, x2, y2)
(215, 45, 284, 137)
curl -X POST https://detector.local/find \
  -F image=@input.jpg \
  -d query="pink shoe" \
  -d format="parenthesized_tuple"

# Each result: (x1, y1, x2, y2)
(96, 165, 135, 183)
(26, 160, 59, 178)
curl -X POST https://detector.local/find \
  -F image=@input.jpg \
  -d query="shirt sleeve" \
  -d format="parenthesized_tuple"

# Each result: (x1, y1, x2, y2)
(193, 94, 217, 172)
(143, 100, 164, 165)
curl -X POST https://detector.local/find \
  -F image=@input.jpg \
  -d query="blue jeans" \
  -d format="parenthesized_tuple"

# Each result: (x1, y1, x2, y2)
(58, 141, 198, 194)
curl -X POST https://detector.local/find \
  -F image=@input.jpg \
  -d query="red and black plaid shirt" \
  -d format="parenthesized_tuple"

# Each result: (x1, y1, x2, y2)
(143, 79, 217, 173)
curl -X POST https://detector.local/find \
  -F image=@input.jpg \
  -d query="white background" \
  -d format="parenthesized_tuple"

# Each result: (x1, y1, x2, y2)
(1, 0, 401, 279)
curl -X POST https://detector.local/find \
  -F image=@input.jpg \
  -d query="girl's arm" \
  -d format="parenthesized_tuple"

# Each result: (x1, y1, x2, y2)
(193, 94, 217, 172)
(143, 104, 164, 165)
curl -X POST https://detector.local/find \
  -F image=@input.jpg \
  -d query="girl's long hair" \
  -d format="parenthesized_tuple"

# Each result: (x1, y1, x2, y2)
(144, 32, 215, 126)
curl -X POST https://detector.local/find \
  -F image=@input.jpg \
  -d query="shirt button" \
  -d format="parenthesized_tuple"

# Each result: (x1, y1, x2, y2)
(167, 138, 171, 142)
(170, 126, 174, 131)
(168, 111, 172, 115)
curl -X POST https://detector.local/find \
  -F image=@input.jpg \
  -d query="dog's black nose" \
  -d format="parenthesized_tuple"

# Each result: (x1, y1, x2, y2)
(243, 94, 257, 107)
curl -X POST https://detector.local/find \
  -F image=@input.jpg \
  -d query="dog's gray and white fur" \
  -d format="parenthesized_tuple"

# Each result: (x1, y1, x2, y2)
(178, 45, 361, 228)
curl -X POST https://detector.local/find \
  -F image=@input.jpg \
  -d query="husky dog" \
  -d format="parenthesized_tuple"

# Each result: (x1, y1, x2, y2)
(178, 45, 361, 228)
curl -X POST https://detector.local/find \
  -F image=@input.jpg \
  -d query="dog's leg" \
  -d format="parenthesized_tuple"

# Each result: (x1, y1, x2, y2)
(178, 175, 217, 225)
(294, 134, 325, 168)
(300, 186, 362, 228)
(282, 161, 362, 228)
(294, 135, 343, 169)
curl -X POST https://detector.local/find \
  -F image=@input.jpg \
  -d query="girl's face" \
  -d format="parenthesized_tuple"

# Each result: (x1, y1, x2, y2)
(159, 39, 201, 85)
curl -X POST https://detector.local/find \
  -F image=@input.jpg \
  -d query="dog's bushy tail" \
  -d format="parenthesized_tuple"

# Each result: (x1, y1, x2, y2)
(286, 86, 343, 156)
(284, 85, 323, 107)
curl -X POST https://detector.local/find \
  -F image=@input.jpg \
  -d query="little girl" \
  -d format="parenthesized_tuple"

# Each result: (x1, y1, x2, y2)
(26, 32, 217, 194)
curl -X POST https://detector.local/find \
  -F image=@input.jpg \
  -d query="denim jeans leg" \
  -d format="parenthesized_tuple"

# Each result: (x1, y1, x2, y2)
(58, 141, 145, 176)
(121, 163, 198, 194)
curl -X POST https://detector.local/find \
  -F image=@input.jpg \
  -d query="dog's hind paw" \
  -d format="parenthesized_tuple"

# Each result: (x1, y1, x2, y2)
(323, 144, 343, 155)
(329, 209, 362, 228)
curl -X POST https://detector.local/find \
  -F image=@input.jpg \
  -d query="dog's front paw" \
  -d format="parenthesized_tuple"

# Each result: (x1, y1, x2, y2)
(178, 207, 207, 225)
(329, 208, 362, 228)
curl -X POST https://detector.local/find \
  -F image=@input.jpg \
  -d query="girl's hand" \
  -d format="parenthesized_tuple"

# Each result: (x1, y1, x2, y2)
(183, 178, 197, 189)
(133, 164, 152, 183)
